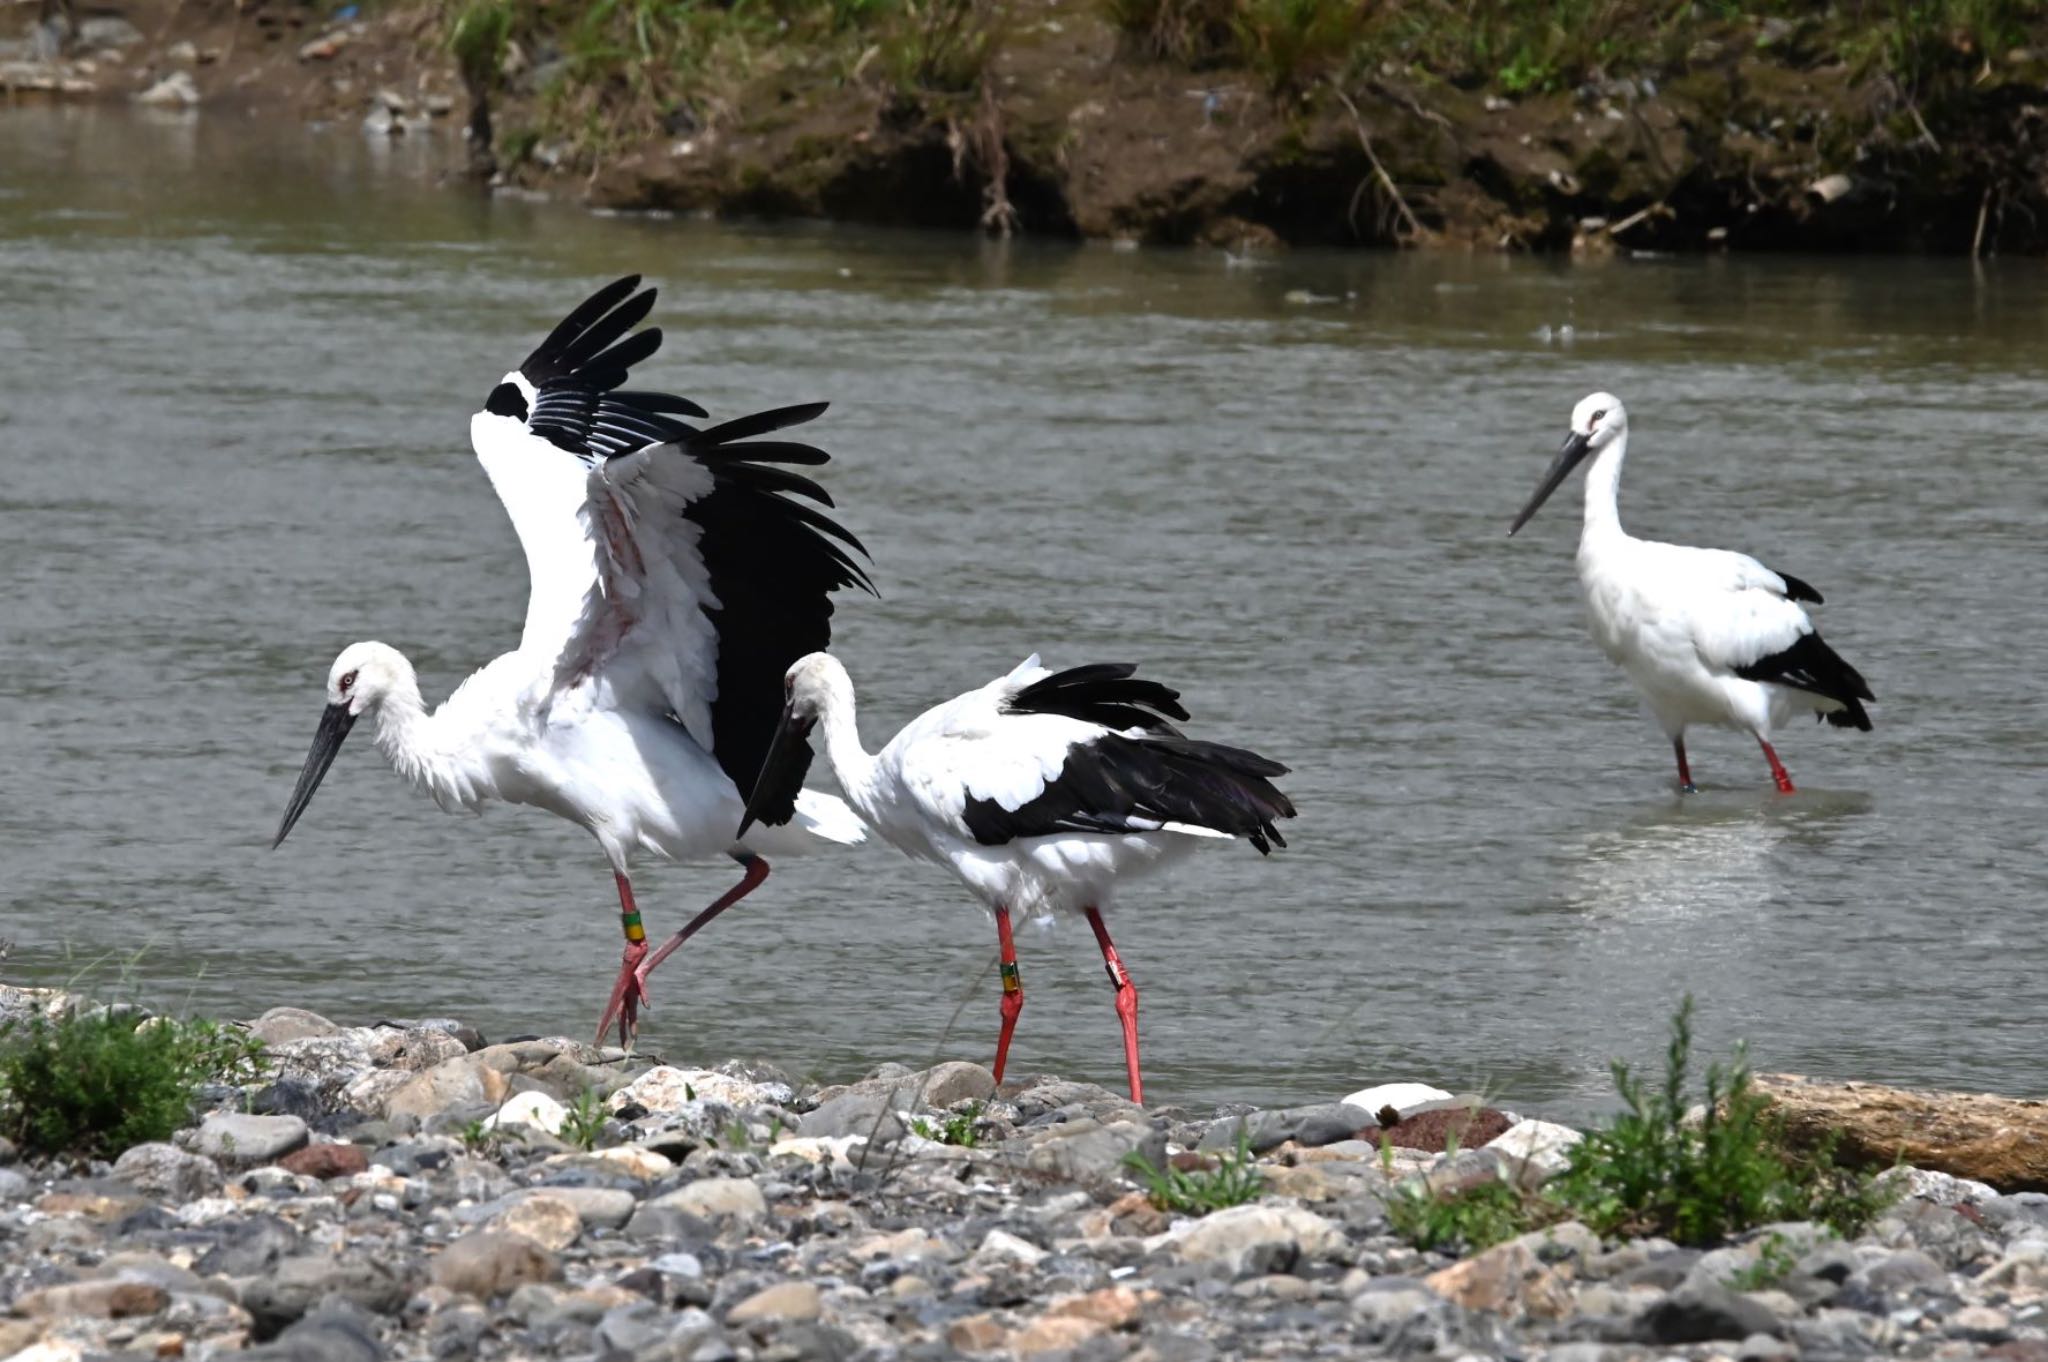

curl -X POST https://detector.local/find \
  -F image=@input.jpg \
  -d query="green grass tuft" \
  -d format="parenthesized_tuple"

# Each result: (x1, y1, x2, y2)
(558, 1088, 609, 1151)
(1380, 997, 1896, 1252)
(910, 1101, 984, 1147)
(1546, 996, 1895, 1245)
(1383, 1132, 1540, 1252)
(0, 1010, 266, 1161)
(1125, 1127, 1264, 1215)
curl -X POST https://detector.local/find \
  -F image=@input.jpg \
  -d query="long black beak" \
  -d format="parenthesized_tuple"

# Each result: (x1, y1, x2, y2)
(273, 703, 356, 849)
(737, 702, 817, 838)
(1508, 431, 1593, 536)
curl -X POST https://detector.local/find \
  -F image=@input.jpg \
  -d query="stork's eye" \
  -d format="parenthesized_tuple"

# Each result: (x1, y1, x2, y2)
(339, 670, 358, 694)
(1589, 408, 1608, 425)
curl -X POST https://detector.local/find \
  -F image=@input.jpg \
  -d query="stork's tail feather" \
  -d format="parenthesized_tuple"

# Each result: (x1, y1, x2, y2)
(1734, 631, 1874, 732)
(1142, 736, 1296, 854)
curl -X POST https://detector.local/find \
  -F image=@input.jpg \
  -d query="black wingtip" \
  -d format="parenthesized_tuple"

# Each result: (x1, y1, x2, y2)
(520, 277, 663, 388)
(1774, 568, 1825, 605)
(1005, 663, 1191, 731)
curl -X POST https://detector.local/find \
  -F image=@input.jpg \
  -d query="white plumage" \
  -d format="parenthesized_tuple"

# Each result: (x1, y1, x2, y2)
(275, 277, 872, 1045)
(738, 651, 1295, 1101)
(1509, 392, 1873, 793)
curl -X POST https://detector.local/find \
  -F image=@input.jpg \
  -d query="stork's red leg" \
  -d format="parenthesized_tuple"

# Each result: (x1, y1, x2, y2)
(1759, 739, 1796, 795)
(1084, 907, 1143, 1104)
(639, 854, 770, 979)
(991, 905, 1024, 1084)
(595, 871, 652, 1047)
(594, 856, 770, 1049)
(1673, 737, 1697, 794)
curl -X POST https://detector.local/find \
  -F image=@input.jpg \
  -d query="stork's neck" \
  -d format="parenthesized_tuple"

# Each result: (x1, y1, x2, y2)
(366, 664, 477, 812)
(1580, 432, 1630, 545)
(814, 678, 882, 819)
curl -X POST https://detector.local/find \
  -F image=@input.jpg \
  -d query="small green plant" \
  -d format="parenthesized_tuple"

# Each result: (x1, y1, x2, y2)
(1124, 1127, 1263, 1214)
(559, 1088, 608, 1152)
(1727, 1229, 1804, 1290)
(180, 1017, 269, 1087)
(459, 1117, 520, 1155)
(882, 0, 1008, 93)
(1548, 997, 1895, 1245)
(0, 1010, 247, 1160)
(1230, 0, 1366, 93)
(910, 1101, 983, 1147)
(1382, 1132, 1540, 1251)
(447, 0, 514, 87)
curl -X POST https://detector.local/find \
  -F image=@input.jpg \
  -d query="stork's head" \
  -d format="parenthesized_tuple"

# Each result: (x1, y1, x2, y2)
(1510, 392, 1629, 536)
(273, 641, 411, 849)
(737, 653, 850, 837)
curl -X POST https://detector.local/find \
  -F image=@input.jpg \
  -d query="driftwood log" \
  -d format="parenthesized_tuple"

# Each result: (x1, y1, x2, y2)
(1757, 1073, 2048, 1193)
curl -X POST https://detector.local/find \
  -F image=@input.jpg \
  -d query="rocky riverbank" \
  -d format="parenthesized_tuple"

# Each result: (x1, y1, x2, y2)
(5, 0, 2048, 255)
(3, 987, 2048, 1362)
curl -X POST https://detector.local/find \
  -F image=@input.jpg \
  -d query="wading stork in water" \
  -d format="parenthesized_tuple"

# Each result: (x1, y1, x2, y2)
(1509, 392, 1873, 794)
(737, 653, 1296, 1103)
(273, 277, 874, 1045)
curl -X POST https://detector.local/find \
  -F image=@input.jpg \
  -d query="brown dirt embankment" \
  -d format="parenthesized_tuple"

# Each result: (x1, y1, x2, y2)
(9, 0, 2047, 255)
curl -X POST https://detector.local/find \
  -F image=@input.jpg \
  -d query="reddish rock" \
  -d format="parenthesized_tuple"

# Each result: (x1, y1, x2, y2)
(277, 1142, 369, 1179)
(1378, 1106, 1514, 1153)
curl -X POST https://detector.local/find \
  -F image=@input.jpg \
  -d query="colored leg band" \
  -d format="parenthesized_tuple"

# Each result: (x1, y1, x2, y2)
(1000, 961, 1021, 993)
(621, 911, 645, 943)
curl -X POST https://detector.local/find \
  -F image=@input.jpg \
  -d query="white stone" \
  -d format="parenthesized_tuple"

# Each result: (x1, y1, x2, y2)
(172, 1197, 245, 1225)
(1170, 1205, 1343, 1273)
(975, 1228, 1047, 1266)
(1340, 1082, 1453, 1120)
(8, 1343, 84, 1362)
(134, 71, 198, 106)
(768, 1135, 866, 1169)
(543, 1145, 672, 1179)
(1879, 1165, 1998, 1206)
(191, 1113, 308, 1165)
(610, 1065, 778, 1112)
(647, 1176, 765, 1228)
(485, 1091, 570, 1137)
(1809, 173, 1853, 204)
(1484, 1119, 1584, 1176)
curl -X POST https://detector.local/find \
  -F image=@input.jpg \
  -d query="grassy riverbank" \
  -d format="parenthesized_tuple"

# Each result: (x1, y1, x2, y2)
(9, 0, 2048, 250)
(432, 0, 2048, 251)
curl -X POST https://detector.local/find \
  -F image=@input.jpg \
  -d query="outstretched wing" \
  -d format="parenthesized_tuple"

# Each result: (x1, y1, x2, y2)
(468, 276, 873, 795)
(470, 276, 707, 656)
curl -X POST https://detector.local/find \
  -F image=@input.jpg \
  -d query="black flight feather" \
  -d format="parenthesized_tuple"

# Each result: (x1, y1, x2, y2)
(1734, 631, 1874, 731)
(679, 409, 875, 797)
(511, 279, 874, 800)
(961, 731, 1296, 854)
(520, 275, 646, 385)
(699, 402, 832, 444)
(1768, 566, 1824, 604)
(1005, 662, 1191, 734)
(613, 389, 710, 419)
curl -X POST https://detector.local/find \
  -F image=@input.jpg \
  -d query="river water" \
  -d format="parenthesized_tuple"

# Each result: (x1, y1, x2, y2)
(3, 107, 2042, 1118)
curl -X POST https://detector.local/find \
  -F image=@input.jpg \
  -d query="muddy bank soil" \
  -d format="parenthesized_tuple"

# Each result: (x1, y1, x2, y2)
(8, 0, 2046, 254)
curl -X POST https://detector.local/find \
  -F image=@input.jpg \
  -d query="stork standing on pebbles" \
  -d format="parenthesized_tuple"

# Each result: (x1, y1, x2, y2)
(273, 276, 874, 1046)
(1509, 392, 1874, 794)
(738, 652, 1297, 1103)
